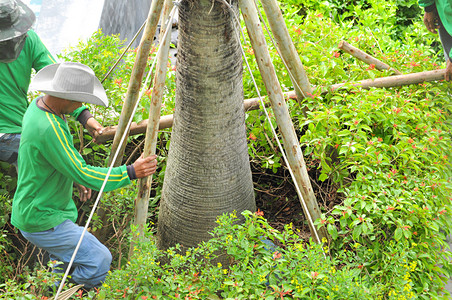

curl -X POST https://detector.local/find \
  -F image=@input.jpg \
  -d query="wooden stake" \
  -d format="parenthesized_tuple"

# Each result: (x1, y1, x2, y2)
(95, 97, 265, 144)
(338, 40, 402, 75)
(328, 68, 445, 92)
(239, 0, 328, 243)
(108, 0, 165, 167)
(129, 0, 174, 258)
(95, 69, 445, 144)
(94, 0, 165, 244)
(260, 0, 312, 100)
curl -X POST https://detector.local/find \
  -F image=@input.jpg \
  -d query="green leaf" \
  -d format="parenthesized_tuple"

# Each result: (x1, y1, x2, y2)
(352, 225, 362, 240)
(248, 224, 256, 236)
(403, 228, 412, 239)
(337, 130, 351, 137)
(327, 223, 338, 240)
(319, 173, 328, 182)
(394, 227, 403, 241)
(82, 148, 92, 155)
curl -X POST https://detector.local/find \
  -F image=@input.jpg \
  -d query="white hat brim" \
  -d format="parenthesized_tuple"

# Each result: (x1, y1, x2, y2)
(29, 63, 109, 107)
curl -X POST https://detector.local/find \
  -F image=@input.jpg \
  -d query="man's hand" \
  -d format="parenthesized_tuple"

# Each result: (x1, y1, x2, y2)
(133, 154, 158, 178)
(446, 60, 452, 81)
(75, 183, 92, 202)
(424, 11, 439, 34)
(85, 117, 104, 142)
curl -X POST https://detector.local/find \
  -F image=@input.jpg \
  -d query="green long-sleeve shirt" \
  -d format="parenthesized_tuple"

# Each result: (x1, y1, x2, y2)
(11, 99, 131, 233)
(419, 0, 452, 53)
(0, 30, 55, 134)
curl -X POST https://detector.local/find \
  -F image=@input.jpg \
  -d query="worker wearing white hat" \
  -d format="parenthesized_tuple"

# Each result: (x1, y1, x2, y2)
(11, 62, 158, 290)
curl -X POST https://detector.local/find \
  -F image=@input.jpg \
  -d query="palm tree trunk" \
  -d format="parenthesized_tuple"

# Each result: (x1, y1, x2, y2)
(157, 0, 256, 250)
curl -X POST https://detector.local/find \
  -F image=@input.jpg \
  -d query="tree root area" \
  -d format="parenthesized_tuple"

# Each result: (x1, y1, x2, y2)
(252, 159, 341, 241)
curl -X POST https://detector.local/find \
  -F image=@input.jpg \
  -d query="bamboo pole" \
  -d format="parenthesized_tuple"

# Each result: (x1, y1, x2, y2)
(95, 0, 165, 244)
(328, 68, 445, 92)
(338, 40, 402, 75)
(95, 97, 266, 143)
(239, 0, 328, 243)
(129, 0, 174, 258)
(259, 0, 312, 100)
(108, 0, 165, 167)
(95, 69, 445, 143)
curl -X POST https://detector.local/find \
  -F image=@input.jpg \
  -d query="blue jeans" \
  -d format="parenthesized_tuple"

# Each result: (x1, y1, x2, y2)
(0, 133, 20, 166)
(20, 219, 112, 289)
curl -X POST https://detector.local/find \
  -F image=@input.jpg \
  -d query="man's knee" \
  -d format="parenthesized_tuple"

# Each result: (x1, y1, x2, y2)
(82, 241, 111, 276)
(97, 246, 112, 274)
(71, 247, 112, 288)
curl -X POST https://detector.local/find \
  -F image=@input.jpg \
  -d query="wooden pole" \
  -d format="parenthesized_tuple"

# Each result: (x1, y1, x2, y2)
(129, 0, 174, 258)
(95, 97, 265, 143)
(239, 0, 328, 243)
(95, 69, 445, 144)
(95, 0, 165, 244)
(108, 0, 165, 167)
(338, 40, 402, 75)
(328, 68, 445, 92)
(259, 0, 312, 100)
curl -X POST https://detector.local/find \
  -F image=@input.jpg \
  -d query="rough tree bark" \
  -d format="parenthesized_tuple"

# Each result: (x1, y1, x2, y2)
(156, 0, 256, 250)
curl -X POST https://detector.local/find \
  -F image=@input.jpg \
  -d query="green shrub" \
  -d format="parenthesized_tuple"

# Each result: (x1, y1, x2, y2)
(100, 211, 395, 299)
(0, 261, 63, 299)
(0, 194, 15, 281)
(243, 1, 451, 298)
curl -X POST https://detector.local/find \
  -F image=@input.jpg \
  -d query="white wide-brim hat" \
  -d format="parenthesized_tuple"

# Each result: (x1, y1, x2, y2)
(29, 62, 109, 107)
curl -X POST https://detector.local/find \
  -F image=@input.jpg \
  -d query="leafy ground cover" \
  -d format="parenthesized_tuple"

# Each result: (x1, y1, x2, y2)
(1, 0, 452, 299)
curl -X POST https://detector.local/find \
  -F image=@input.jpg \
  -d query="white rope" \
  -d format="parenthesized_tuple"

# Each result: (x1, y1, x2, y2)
(101, 20, 147, 83)
(217, 0, 324, 250)
(53, 6, 178, 299)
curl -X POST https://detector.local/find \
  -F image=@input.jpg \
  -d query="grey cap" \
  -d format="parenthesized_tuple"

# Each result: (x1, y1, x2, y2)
(0, 0, 35, 42)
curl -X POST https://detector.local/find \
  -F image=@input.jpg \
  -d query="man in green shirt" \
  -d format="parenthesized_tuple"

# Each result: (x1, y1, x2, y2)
(0, 0, 103, 168)
(11, 62, 158, 289)
(419, 0, 452, 81)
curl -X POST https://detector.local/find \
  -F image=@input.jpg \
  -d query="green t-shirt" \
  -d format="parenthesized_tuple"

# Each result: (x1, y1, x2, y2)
(0, 30, 55, 134)
(11, 99, 131, 233)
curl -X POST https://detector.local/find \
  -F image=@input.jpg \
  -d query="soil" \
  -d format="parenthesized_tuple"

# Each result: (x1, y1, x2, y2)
(110, 138, 343, 241)
(252, 159, 342, 241)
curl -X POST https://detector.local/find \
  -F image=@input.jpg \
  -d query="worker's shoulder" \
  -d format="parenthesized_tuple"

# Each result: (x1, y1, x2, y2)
(25, 29, 40, 42)
(22, 101, 58, 134)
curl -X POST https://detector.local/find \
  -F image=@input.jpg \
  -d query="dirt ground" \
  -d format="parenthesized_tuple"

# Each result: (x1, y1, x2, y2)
(252, 159, 341, 240)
